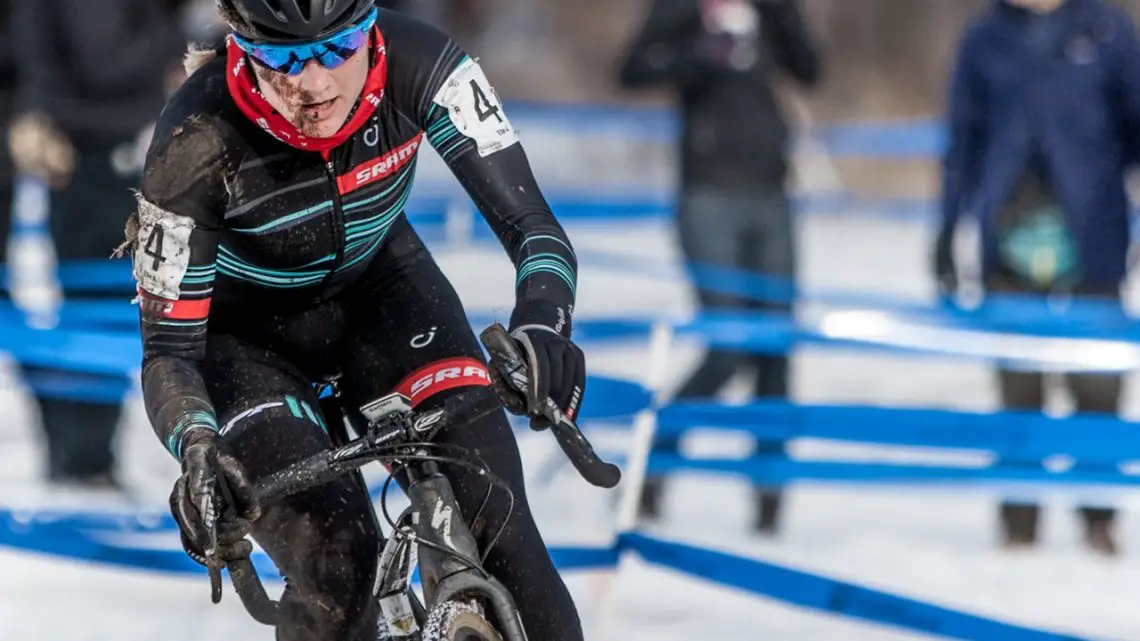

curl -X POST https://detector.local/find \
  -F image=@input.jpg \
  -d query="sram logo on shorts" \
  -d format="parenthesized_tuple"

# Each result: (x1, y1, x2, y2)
(338, 133, 423, 194)
(394, 357, 491, 407)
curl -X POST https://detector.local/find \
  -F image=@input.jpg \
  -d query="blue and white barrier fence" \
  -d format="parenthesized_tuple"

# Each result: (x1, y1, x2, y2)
(0, 508, 1098, 641)
(0, 117, 1130, 640)
(503, 102, 947, 157)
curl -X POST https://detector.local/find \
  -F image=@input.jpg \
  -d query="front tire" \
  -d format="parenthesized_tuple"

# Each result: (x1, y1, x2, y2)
(422, 601, 503, 641)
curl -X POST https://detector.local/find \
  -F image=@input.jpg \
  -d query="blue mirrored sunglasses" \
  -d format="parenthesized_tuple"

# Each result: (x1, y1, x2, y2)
(233, 6, 378, 76)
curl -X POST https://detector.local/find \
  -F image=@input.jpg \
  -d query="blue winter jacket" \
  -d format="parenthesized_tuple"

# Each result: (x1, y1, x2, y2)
(940, 0, 1140, 286)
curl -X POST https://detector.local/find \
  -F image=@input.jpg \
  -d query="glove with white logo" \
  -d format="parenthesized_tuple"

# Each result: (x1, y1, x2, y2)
(169, 428, 261, 567)
(492, 324, 587, 431)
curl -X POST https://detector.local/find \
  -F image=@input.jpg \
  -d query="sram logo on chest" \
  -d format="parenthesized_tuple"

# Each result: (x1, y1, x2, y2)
(338, 132, 423, 194)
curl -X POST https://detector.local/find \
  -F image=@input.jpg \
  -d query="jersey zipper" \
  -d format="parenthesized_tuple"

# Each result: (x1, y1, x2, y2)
(319, 158, 347, 296)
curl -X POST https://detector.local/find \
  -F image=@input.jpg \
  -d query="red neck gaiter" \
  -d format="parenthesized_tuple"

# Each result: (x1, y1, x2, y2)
(225, 29, 389, 155)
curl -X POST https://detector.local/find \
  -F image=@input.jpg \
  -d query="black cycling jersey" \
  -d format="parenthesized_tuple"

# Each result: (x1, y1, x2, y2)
(194, 217, 582, 640)
(133, 10, 577, 458)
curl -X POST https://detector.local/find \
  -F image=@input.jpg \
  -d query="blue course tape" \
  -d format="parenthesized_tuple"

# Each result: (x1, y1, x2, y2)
(3, 304, 1137, 403)
(621, 532, 1093, 641)
(815, 119, 946, 158)
(0, 508, 618, 580)
(559, 245, 1136, 338)
(0, 320, 140, 377)
(9, 267, 1138, 346)
(456, 235, 1139, 345)
(650, 454, 1140, 489)
(0, 306, 652, 417)
(658, 401, 1140, 466)
(3, 367, 645, 426)
(0, 504, 1094, 641)
(502, 103, 950, 159)
(660, 311, 1139, 373)
(22, 369, 133, 404)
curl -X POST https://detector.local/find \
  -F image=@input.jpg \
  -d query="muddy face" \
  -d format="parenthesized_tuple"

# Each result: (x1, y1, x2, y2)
(253, 44, 370, 138)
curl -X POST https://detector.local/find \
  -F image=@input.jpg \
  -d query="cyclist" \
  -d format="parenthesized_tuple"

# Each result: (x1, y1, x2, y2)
(123, 2, 586, 639)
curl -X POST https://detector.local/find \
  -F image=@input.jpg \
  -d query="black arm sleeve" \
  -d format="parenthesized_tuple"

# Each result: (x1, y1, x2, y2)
(14, 0, 184, 114)
(758, 0, 821, 86)
(10, 0, 62, 115)
(617, 0, 707, 89)
(384, 14, 578, 336)
(55, 0, 184, 95)
(133, 67, 237, 459)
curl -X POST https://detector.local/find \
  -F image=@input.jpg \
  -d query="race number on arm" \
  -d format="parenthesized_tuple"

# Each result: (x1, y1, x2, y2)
(388, 16, 578, 336)
(133, 196, 196, 301)
(430, 57, 519, 158)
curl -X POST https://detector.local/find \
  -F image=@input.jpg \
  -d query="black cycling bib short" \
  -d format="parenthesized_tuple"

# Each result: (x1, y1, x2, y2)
(131, 10, 582, 641)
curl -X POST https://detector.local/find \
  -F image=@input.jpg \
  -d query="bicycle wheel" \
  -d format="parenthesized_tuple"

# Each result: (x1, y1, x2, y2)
(422, 600, 503, 641)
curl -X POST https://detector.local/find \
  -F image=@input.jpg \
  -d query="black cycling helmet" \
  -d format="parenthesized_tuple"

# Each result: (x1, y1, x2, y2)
(217, 0, 375, 44)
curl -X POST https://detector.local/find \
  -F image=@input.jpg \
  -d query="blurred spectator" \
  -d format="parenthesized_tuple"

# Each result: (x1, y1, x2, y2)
(182, 0, 231, 47)
(378, 0, 445, 24)
(935, 0, 1140, 555)
(8, 0, 189, 490)
(379, 0, 480, 43)
(618, 0, 820, 534)
(0, 0, 12, 276)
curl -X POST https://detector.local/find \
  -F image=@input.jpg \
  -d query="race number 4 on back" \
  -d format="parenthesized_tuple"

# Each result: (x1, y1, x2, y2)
(432, 58, 519, 158)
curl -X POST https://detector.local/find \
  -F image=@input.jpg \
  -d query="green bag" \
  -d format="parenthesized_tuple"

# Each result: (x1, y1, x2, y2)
(998, 204, 1079, 288)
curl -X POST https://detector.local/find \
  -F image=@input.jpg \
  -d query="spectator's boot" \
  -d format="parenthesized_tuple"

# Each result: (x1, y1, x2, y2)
(638, 477, 665, 521)
(753, 488, 783, 536)
(999, 503, 1040, 549)
(1080, 508, 1118, 557)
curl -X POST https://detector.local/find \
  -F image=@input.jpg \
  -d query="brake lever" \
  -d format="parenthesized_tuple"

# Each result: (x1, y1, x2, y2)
(209, 461, 239, 605)
(479, 323, 622, 489)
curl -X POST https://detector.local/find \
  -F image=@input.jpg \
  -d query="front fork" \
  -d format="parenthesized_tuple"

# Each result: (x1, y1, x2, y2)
(371, 462, 485, 641)
(374, 508, 424, 640)
(318, 382, 428, 640)
(403, 463, 530, 641)
(325, 379, 526, 641)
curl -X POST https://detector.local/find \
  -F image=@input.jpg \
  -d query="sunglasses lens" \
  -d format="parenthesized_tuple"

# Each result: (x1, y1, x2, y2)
(249, 49, 304, 75)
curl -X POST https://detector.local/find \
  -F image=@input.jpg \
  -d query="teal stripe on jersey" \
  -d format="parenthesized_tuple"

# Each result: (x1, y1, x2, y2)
(217, 245, 334, 273)
(338, 232, 387, 273)
(342, 165, 415, 213)
(215, 252, 329, 287)
(426, 114, 453, 135)
(215, 251, 329, 278)
(517, 254, 577, 293)
(344, 185, 411, 244)
(437, 136, 469, 161)
(520, 234, 576, 258)
(230, 200, 333, 235)
(216, 263, 328, 287)
(427, 122, 460, 149)
(166, 410, 218, 458)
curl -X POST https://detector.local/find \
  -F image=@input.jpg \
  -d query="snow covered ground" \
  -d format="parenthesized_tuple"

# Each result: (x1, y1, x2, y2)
(4, 213, 1140, 640)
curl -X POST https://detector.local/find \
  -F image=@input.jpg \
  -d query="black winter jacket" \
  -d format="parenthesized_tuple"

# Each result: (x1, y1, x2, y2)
(10, 0, 186, 140)
(619, 0, 820, 190)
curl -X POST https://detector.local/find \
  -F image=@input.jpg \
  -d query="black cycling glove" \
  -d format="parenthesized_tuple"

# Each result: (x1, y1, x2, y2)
(169, 428, 261, 566)
(491, 324, 586, 431)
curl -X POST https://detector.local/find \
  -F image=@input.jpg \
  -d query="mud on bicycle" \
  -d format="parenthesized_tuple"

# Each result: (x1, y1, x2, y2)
(203, 323, 621, 641)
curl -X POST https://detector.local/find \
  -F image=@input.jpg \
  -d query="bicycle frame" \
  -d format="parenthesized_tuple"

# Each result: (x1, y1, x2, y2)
(222, 323, 618, 641)
(322, 384, 529, 641)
